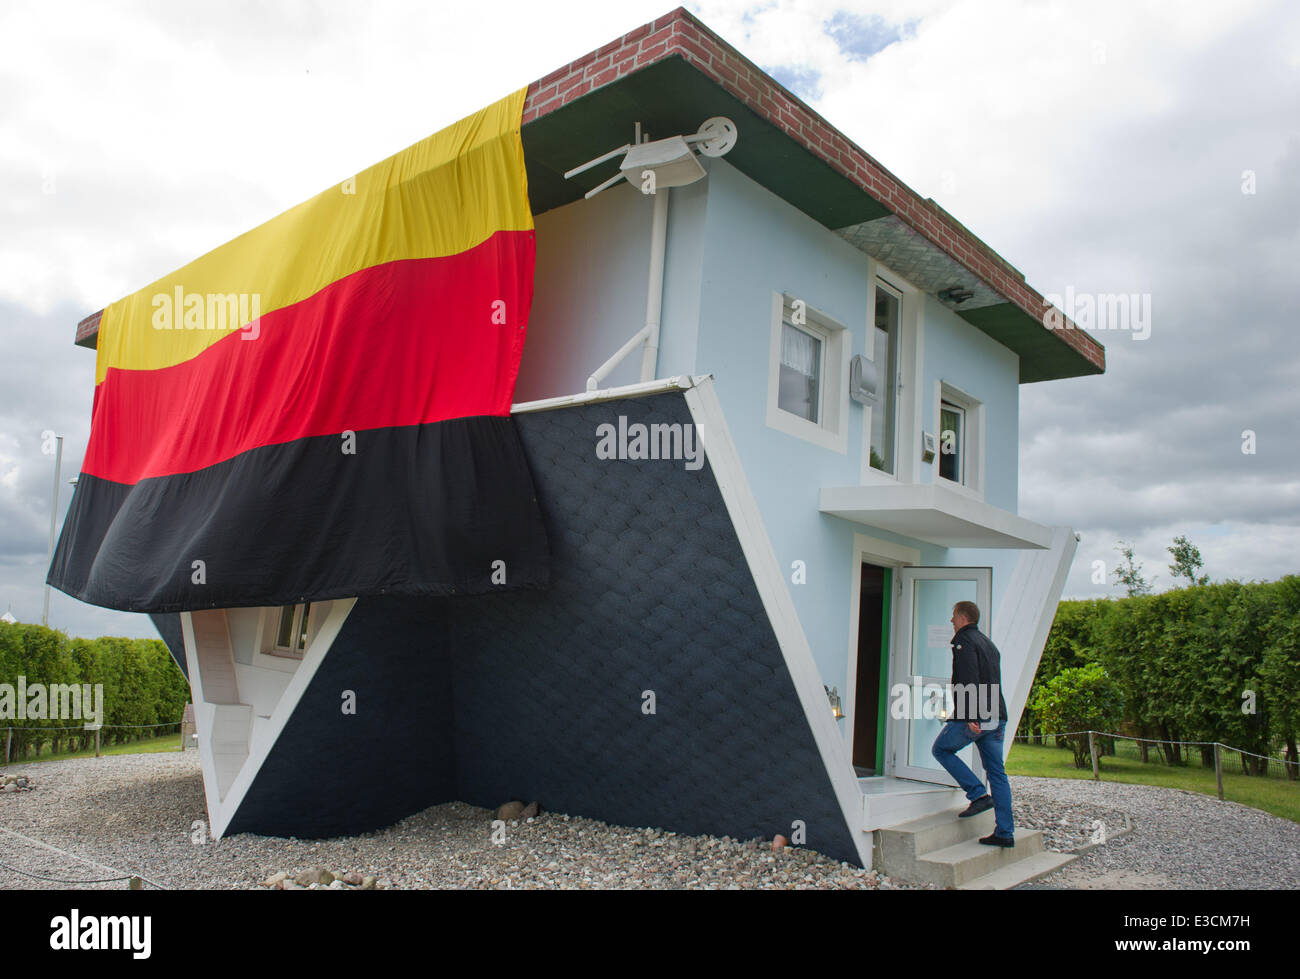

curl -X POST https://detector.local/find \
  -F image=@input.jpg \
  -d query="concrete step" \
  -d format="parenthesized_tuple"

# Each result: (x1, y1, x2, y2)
(958, 850, 1078, 890)
(874, 802, 1073, 889)
(915, 829, 1045, 888)
(862, 784, 962, 831)
(875, 807, 995, 865)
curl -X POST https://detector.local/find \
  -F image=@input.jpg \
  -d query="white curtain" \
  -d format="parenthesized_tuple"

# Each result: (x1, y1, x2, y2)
(781, 323, 819, 376)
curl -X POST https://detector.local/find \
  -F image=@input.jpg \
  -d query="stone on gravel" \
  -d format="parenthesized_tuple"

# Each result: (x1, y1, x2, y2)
(495, 801, 525, 821)
(294, 867, 333, 887)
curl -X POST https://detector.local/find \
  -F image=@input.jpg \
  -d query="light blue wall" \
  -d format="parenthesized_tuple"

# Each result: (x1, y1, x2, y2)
(521, 154, 1030, 698)
(691, 158, 1025, 693)
(914, 281, 1023, 644)
(916, 299, 1019, 512)
(692, 158, 871, 688)
(517, 179, 705, 403)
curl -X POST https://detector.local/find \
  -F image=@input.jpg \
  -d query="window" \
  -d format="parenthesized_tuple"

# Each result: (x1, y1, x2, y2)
(766, 293, 849, 453)
(778, 320, 823, 422)
(253, 601, 332, 673)
(869, 280, 901, 474)
(935, 381, 983, 497)
(939, 400, 965, 483)
(272, 603, 312, 656)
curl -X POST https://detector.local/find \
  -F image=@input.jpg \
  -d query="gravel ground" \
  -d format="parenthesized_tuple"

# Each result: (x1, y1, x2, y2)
(1012, 776, 1300, 889)
(0, 754, 920, 890)
(4, 756, 1296, 889)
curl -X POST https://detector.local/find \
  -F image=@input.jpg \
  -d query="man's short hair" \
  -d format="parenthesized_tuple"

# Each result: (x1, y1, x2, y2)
(953, 601, 980, 626)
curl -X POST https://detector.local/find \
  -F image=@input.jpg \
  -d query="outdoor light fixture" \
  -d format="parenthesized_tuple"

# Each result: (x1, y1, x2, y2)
(567, 118, 739, 391)
(564, 116, 738, 200)
(938, 286, 975, 305)
(825, 685, 845, 721)
(619, 134, 705, 190)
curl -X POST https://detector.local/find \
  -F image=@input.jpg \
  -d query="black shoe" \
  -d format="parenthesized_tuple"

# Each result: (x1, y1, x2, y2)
(958, 795, 994, 817)
(979, 833, 1014, 847)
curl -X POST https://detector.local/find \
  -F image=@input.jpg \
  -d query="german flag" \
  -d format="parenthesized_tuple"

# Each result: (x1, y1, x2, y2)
(48, 89, 549, 612)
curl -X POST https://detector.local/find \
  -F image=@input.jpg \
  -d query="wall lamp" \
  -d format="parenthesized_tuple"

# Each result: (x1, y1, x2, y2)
(938, 286, 975, 305)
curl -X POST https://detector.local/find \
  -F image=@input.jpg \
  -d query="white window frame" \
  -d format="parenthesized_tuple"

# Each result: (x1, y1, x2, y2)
(933, 379, 985, 500)
(860, 264, 923, 486)
(251, 602, 324, 672)
(765, 291, 849, 453)
(781, 318, 828, 424)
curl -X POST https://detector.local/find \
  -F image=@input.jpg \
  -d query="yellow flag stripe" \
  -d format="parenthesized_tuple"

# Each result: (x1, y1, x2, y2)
(96, 87, 532, 383)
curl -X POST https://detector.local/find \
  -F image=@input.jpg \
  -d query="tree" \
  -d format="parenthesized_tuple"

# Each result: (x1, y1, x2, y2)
(1029, 662, 1123, 768)
(1113, 541, 1153, 597)
(1167, 534, 1209, 586)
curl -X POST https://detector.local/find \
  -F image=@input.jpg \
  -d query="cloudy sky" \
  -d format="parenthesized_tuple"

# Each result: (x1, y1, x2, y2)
(1, 0, 1297, 638)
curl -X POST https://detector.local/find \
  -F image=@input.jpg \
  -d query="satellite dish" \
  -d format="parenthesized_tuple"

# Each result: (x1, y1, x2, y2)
(695, 116, 738, 157)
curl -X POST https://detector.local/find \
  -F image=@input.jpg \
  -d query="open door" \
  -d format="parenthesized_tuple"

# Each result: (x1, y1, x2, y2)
(890, 566, 991, 784)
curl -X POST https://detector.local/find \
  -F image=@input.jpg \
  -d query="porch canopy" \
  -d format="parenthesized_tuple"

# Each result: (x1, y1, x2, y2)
(819, 484, 1053, 549)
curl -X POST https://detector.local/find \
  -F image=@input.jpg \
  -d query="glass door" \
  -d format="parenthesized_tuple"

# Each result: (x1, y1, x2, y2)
(889, 567, 992, 784)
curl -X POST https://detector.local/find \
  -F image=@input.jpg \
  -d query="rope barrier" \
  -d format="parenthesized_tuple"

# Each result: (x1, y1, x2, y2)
(2, 722, 181, 732)
(1013, 730, 1297, 767)
(0, 860, 134, 885)
(0, 828, 168, 889)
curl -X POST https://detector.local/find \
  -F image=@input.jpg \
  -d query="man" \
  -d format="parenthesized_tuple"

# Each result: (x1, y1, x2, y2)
(930, 600, 1014, 847)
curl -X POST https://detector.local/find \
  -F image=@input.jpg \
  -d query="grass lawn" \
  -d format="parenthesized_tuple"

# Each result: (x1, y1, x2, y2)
(3, 732, 184, 766)
(1007, 737, 1300, 824)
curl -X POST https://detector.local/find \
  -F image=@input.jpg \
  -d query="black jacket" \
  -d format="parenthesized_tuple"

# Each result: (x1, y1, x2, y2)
(949, 624, 1008, 725)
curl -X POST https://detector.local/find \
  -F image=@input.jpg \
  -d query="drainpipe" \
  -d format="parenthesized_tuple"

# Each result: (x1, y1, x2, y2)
(585, 186, 672, 391)
(638, 187, 669, 383)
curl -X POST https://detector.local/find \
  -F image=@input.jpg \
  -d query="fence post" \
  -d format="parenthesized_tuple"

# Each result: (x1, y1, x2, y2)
(3, 727, 9, 767)
(1214, 742, 1224, 801)
(1089, 731, 1100, 781)
(94, 726, 101, 759)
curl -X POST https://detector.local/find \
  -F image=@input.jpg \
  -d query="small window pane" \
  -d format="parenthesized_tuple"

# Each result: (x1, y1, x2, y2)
(778, 321, 821, 423)
(275, 606, 295, 648)
(940, 402, 964, 483)
(296, 603, 312, 651)
(870, 286, 900, 473)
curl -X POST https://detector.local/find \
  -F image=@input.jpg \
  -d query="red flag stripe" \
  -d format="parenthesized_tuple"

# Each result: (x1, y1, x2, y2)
(83, 229, 534, 484)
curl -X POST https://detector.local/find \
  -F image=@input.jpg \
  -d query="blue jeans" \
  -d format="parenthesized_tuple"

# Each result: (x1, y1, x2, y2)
(931, 719, 1013, 838)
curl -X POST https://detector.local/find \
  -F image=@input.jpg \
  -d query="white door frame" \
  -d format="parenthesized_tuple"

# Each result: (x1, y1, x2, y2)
(843, 534, 920, 770)
(887, 566, 991, 784)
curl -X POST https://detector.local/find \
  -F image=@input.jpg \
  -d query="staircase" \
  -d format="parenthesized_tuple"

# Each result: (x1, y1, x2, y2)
(874, 807, 1076, 889)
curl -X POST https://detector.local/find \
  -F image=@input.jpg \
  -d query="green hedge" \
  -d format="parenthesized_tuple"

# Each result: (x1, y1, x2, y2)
(1022, 577, 1300, 777)
(0, 622, 189, 761)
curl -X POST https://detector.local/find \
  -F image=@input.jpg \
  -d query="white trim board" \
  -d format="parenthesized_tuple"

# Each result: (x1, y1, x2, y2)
(685, 376, 874, 869)
(991, 526, 1079, 761)
(819, 483, 1053, 549)
(511, 375, 701, 414)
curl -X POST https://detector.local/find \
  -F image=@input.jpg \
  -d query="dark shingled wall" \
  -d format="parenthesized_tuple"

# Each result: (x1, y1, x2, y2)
(226, 391, 860, 865)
